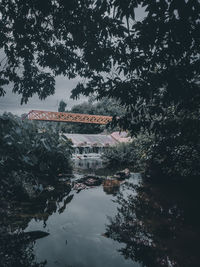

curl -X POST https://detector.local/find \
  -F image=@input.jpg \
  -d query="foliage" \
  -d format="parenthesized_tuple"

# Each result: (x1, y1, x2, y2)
(0, 113, 72, 199)
(103, 130, 200, 179)
(2, 0, 198, 110)
(145, 134, 200, 179)
(0, 1, 199, 179)
(70, 0, 200, 138)
(103, 133, 154, 171)
(70, 1, 199, 178)
(103, 142, 136, 167)
(0, 0, 125, 102)
(58, 97, 124, 134)
(58, 100, 67, 112)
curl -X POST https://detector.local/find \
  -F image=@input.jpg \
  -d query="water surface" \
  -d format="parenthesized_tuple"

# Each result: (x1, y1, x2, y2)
(25, 179, 141, 267)
(2, 158, 199, 267)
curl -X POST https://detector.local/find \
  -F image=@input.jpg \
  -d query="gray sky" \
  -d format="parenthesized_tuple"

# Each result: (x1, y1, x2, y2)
(0, 76, 86, 115)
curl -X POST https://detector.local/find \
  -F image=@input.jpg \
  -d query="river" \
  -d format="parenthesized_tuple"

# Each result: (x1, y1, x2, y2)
(1, 157, 200, 267)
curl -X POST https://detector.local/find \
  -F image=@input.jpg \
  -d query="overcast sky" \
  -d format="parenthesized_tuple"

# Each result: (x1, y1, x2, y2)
(0, 76, 87, 115)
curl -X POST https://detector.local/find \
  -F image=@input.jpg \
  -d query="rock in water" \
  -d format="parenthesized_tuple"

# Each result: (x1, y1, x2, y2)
(45, 185, 55, 192)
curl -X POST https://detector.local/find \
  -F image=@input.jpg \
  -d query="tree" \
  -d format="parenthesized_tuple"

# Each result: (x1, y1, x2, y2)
(0, 113, 72, 200)
(0, 0, 124, 103)
(58, 100, 67, 112)
(70, 0, 200, 137)
(58, 97, 124, 134)
(1, 1, 199, 129)
(70, 1, 199, 178)
(1, 1, 199, 177)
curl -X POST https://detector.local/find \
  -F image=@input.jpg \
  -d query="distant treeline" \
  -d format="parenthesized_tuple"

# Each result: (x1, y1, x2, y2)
(56, 97, 125, 134)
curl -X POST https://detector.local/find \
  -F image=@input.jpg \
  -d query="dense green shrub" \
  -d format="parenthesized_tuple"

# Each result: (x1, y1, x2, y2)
(102, 142, 136, 167)
(102, 133, 154, 171)
(103, 131, 200, 180)
(145, 137, 200, 180)
(0, 113, 72, 176)
(0, 113, 72, 199)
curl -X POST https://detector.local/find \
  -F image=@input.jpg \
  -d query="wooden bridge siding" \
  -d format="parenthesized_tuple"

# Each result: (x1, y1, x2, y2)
(28, 110, 112, 125)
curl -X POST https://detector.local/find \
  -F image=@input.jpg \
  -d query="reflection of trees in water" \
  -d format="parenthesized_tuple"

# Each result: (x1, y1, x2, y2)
(0, 233, 47, 267)
(0, 211, 48, 267)
(106, 181, 200, 267)
(0, 184, 72, 267)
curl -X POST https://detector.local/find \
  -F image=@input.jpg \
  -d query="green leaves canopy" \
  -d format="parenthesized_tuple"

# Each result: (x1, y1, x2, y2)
(0, 0, 124, 103)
